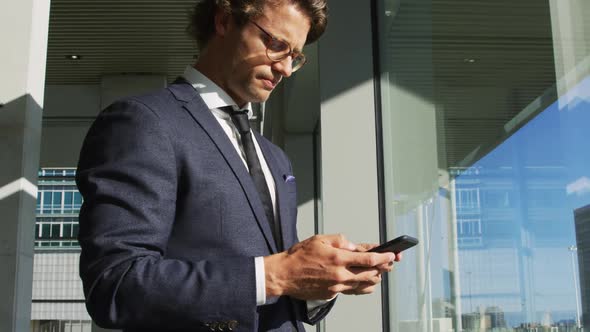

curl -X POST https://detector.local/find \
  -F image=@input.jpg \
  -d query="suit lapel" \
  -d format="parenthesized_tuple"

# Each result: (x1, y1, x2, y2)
(253, 131, 293, 250)
(168, 80, 278, 253)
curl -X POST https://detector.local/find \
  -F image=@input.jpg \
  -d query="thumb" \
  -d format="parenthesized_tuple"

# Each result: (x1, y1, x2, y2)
(323, 234, 357, 251)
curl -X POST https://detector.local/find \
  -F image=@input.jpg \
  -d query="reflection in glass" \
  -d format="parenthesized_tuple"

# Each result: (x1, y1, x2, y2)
(376, 0, 589, 331)
(453, 77, 589, 330)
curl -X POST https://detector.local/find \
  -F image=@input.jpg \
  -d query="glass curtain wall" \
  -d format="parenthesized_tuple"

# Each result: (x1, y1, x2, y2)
(32, 168, 91, 331)
(375, 0, 589, 331)
(36, 168, 82, 249)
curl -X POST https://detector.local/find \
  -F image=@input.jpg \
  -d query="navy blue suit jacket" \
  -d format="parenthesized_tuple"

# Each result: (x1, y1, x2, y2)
(76, 79, 333, 331)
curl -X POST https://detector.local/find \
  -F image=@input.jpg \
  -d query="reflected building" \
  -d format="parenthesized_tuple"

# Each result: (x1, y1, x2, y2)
(459, 306, 507, 331)
(575, 204, 590, 329)
(452, 162, 576, 328)
(486, 306, 508, 329)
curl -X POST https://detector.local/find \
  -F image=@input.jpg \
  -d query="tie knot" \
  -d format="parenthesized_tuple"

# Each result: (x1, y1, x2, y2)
(222, 107, 251, 135)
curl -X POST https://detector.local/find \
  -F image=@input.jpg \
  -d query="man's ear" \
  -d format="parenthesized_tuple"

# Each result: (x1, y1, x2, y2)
(214, 8, 231, 36)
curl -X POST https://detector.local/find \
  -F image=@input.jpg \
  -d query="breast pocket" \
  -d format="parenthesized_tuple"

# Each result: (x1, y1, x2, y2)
(283, 175, 297, 194)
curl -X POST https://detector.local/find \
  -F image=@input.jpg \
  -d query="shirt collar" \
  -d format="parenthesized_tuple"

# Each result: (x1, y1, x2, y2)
(182, 65, 253, 119)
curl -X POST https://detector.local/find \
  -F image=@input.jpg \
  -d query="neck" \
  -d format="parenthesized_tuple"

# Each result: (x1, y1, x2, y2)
(194, 48, 223, 90)
(193, 46, 247, 108)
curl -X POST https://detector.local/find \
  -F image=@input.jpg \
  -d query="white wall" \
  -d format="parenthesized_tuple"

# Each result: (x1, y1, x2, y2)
(41, 75, 167, 167)
(41, 85, 101, 167)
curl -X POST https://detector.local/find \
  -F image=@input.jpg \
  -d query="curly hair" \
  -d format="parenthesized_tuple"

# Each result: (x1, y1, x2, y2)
(187, 0, 328, 50)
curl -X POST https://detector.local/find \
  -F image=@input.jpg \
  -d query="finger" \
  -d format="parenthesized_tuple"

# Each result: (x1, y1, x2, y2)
(395, 252, 402, 262)
(345, 268, 382, 284)
(354, 243, 378, 252)
(344, 251, 395, 268)
(375, 261, 394, 272)
(354, 243, 369, 252)
(342, 282, 377, 295)
(348, 265, 380, 275)
(338, 273, 382, 294)
(364, 243, 380, 250)
(322, 234, 356, 251)
(355, 283, 377, 295)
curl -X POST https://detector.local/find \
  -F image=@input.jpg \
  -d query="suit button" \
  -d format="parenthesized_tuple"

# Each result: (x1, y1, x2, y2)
(218, 322, 227, 331)
(209, 322, 219, 331)
(227, 320, 238, 331)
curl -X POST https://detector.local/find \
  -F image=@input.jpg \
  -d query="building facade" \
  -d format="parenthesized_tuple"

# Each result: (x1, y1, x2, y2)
(31, 168, 91, 332)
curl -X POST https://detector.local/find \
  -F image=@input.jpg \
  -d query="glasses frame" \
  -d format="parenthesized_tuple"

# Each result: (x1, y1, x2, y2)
(249, 21, 307, 72)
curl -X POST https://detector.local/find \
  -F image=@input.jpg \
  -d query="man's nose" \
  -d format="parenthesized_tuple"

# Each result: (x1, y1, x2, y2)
(272, 56, 293, 78)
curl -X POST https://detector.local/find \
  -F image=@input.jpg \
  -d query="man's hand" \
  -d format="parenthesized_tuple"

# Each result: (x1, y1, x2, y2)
(340, 243, 402, 295)
(264, 234, 399, 301)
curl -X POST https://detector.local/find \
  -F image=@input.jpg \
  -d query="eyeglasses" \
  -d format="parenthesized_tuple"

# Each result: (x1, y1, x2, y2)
(250, 21, 307, 72)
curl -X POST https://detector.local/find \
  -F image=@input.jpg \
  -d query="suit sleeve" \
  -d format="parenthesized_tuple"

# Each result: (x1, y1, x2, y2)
(76, 100, 257, 330)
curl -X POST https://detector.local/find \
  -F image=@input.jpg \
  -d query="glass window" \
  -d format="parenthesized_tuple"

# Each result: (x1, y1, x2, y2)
(35, 169, 82, 250)
(72, 224, 79, 239)
(52, 191, 62, 213)
(376, 0, 589, 331)
(36, 192, 41, 213)
(63, 223, 72, 239)
(40, 224, 50, 239)
(74, 192, 83, 210)
(64, 191, 73, 207)
(51, 224, 61, 239)
(42, 191, 51, 213)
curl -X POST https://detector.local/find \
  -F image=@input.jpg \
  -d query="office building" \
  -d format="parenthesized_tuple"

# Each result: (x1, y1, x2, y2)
(31, 168, 90, 332)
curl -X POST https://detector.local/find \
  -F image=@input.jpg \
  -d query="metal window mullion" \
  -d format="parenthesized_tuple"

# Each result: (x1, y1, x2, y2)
(39, 189, 44, 214)
(60, 188, 65, 214)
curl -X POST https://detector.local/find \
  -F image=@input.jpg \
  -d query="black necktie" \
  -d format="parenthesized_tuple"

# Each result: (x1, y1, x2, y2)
(225, 108, 283, 250)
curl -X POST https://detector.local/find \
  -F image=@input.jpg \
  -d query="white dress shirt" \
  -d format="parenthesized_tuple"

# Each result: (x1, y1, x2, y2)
(182, 66, 330, 313)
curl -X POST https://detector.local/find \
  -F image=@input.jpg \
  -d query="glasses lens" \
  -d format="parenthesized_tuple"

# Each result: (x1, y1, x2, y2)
(291, 54, 306, 72)
(266, 40, 290, 62)
(267, 38, 289, 52)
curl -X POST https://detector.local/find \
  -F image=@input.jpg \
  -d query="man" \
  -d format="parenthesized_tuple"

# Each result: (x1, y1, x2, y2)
(76, 0, 400, 331)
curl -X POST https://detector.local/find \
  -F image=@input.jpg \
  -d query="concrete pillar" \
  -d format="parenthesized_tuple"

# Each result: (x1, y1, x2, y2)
(0, 0, 51, 331)
(100, 74, 168, 110)
(317, 1, 382, 331)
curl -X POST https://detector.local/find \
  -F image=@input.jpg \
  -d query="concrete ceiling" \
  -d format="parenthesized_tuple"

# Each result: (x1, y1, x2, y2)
(384, 0, 561, 167)
(44, 0, 587, 167)
(45, 0, 197, 85)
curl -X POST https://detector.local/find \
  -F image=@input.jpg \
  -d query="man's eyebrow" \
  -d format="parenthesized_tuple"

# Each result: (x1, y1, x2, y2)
(281, 37, 303, 54)
(288, 38, 303, 53)
(262, 22, 303, 53)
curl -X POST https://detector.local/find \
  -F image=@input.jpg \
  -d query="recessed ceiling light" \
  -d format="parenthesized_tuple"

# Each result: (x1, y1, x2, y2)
(66, 55, 82, 60)
(463, 58, 476, 63)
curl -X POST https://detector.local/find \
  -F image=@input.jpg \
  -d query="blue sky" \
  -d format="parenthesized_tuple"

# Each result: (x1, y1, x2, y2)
(455, 76, 590, 325)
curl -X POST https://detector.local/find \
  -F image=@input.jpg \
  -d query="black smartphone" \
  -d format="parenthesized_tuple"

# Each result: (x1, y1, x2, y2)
(368, 235, 419, 254)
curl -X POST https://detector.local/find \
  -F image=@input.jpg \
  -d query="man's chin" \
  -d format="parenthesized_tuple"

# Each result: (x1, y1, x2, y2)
(249, 90, 272, 104)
